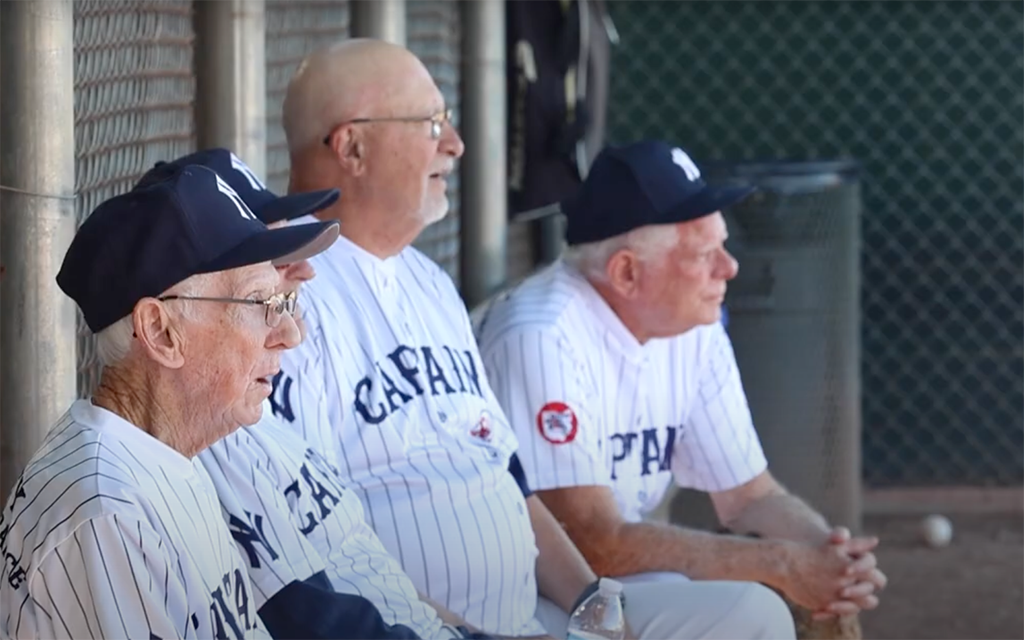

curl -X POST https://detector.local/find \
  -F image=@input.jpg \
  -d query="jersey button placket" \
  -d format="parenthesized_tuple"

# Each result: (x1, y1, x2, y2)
(377, 270, 404, 325)
(386, 275, 415, 339)
(638, 353, 651, 426)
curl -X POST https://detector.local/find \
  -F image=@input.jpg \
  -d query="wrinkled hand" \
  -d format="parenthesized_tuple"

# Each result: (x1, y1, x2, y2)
(777, 530, 863, 613)
(810, 527, 888, 620)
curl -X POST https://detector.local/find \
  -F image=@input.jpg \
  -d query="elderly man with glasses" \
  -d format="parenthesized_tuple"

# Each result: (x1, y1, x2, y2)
(0, 164, 339, 640)
(133, 149, 503, 640)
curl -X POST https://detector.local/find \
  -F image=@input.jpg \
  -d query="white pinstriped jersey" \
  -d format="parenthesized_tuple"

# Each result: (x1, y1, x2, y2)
(476, 260, 768, 523)
(198, 401, 446, 638)
(273, 226, 544, 637)
(0, 400, 268, 640)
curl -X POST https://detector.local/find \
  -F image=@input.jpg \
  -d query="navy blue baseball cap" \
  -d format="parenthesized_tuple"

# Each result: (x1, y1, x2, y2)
(58, 164, 341, 333)
(136, 148, 340, 225)
(562, 140, 756, 246)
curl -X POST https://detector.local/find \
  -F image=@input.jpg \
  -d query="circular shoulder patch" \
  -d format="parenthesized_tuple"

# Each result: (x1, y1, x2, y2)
(536, 401, 579, 445)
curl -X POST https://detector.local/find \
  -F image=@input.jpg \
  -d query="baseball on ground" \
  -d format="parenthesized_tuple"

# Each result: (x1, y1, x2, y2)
(920, 514, 954, 548)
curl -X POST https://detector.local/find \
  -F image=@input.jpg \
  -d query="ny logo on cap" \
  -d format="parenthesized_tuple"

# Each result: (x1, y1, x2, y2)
(215, 174, 258, 221)
(672, 148, 701, 182)
(230, 152, 268, 192)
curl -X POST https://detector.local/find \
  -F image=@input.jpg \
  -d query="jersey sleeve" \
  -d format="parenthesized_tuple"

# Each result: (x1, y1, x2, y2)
(15, 515, 190, 640)
(198, 438, 326, 610)
(671, 322, 768, 492)
(275, 300, 344, 470)
(258, 571, 423, 640)
(481, 328, 611, 493)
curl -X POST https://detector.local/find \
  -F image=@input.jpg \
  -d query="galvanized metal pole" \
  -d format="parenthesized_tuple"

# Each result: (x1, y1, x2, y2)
(194, 0, 267, 177)
(350, 0, 406, 45)
(0, 0, 78, 503)
(460, 0, 507, 308)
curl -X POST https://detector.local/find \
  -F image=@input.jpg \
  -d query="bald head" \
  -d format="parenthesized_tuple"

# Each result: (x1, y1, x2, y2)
(283, 39, 437, 155)
(282, 38, 463, 258)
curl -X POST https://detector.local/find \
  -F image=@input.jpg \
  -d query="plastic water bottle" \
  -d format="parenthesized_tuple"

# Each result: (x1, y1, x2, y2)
(566, 578, 626, 640)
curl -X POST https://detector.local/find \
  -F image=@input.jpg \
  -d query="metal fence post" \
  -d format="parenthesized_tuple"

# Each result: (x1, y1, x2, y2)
(350, 0, 406, 45)
(460, 0, 507, 308)
(194, 0, 267, 177)
(0, 0, 78, 503)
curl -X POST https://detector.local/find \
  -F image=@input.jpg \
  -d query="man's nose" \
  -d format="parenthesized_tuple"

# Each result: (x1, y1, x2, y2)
(267, 312, 302, 350)
(719, 249, 739, 280)
(441, 122, 465, 159)
(284, 259, 316, 284)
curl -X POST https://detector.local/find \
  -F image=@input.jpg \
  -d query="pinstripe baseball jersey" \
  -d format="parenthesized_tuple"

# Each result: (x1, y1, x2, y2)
(475, 260, 768, 523)
(198, 400, 446, 638)
(272, 227, 545, 637)
(0, 399, 268, 640)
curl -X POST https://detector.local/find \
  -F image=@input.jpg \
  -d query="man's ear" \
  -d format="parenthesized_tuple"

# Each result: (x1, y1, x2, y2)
(132, 299, 186, 370)
(330, 126, 366, 177)
(605, 249, 642, 299)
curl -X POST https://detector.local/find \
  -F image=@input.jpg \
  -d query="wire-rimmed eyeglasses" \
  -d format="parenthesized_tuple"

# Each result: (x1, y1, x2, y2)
(322, 108, 454, 145)
(158, 291, 299, 328)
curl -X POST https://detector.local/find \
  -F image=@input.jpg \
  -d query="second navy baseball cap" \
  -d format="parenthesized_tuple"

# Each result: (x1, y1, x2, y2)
(136, 147, 340, 226)
(561, 140, 756, 246)
(58, 164, 340, 333)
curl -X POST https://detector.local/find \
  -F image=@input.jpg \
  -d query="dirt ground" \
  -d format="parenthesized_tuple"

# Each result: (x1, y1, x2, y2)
(857, 511, 1023, 640)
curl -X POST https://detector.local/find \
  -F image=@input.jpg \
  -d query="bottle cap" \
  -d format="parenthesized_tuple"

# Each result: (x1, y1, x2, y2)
(598, 577, 624, 596)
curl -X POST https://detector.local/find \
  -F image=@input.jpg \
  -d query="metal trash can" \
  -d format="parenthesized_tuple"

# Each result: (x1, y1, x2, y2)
(709, 160, 863, 533)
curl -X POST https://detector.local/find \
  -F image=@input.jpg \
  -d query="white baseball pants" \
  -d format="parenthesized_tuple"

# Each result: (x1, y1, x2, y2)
(535, 572, 796, 640)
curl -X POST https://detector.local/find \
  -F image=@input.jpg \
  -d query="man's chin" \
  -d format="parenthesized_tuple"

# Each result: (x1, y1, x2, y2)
(694, 305, 723, 327)
(234, 399, 265, 430)
(421, 199, 449, 226)
(248, 387, 271, 414)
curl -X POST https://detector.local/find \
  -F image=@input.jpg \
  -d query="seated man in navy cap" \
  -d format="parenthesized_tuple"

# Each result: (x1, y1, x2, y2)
(134, 149, 500, 640)
(475, 140, 887, 634)
(0, 163, 339, 640)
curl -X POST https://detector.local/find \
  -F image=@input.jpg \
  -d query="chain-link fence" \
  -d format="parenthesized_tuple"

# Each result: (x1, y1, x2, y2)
(408, 0, 463, 284)
(70, 1, 472, 397)
(605, 0, 1024, 487)
(74, 0, 197, 397)
(265, 0, 350, 194)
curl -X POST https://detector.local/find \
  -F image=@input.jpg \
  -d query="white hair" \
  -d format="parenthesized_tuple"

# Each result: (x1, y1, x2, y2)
(93, 272, 219, 367)
(563, 224, 680, 282)
(93, 315, 134, 368)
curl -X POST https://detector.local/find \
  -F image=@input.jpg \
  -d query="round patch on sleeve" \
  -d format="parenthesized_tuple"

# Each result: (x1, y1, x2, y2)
(536, 401, 579, 445)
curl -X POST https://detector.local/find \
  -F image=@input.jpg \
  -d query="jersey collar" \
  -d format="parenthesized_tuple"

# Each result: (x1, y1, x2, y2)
(330, 233, 398, 276)
(71, 398, 195, 475)
(560, 261, 648, 364)
(294, 215, 399, 295)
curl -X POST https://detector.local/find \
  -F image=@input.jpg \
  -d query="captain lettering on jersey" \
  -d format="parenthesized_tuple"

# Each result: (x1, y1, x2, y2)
(0, 164, 339, 639)
(351, 344, 485, 424)
(476, 141, 768, 524)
